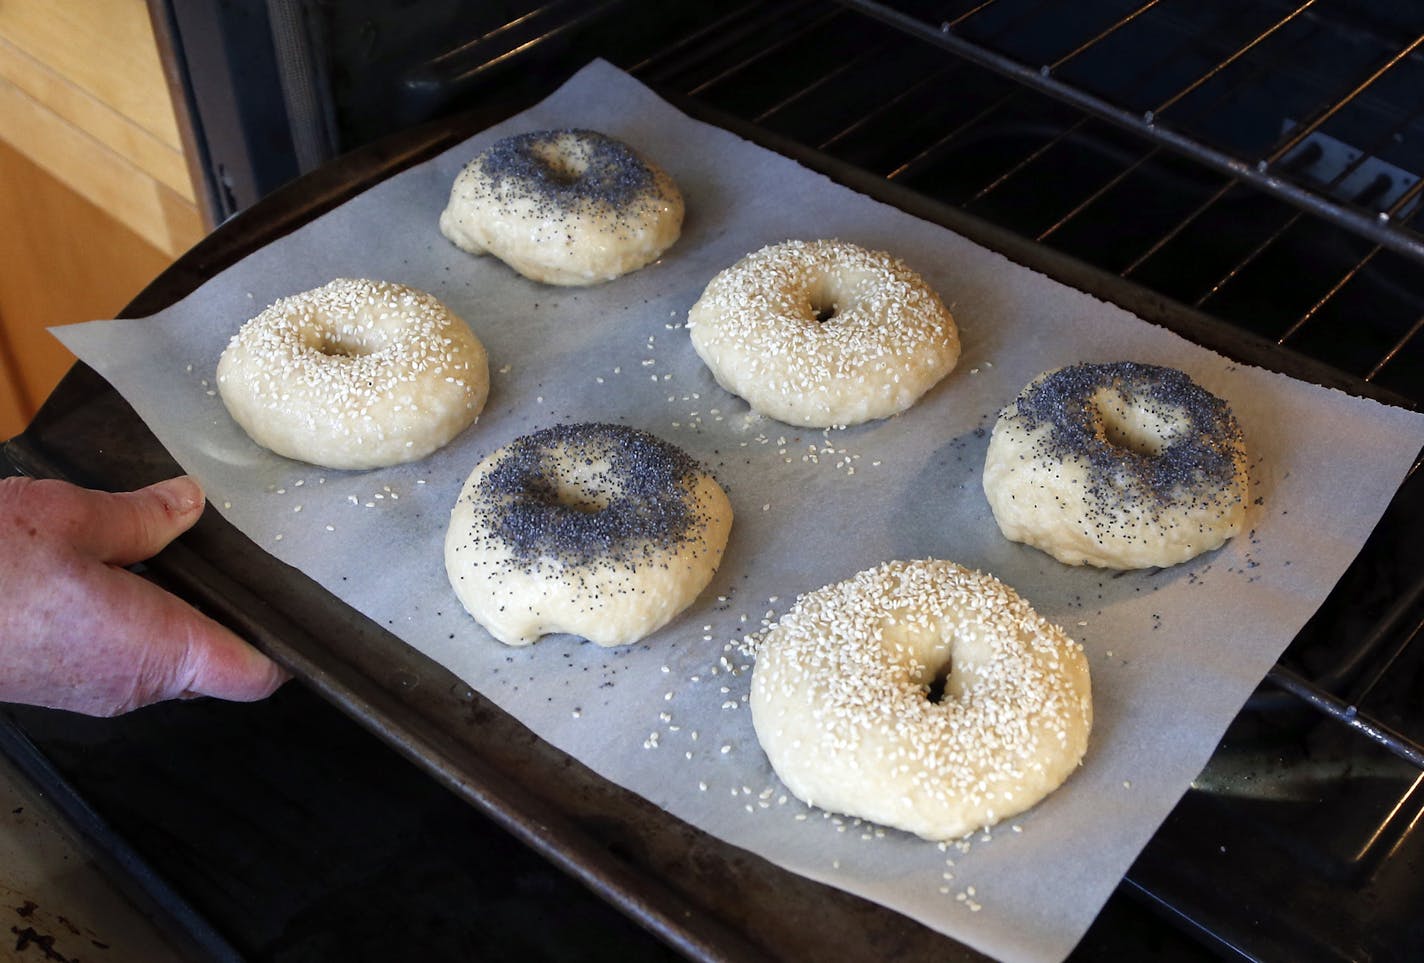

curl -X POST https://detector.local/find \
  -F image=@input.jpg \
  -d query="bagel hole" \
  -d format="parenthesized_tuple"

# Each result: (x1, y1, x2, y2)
(532, 142, 588, 185)
(535, 451, 618, 514)
(926, 661, 952, 705)
(549, 482, 608, 515)
(812, 302, 837, 324)
(1095, 390, 1182, 457)
(313, 334, 369, 359)
(1102, 418, 1161, 457)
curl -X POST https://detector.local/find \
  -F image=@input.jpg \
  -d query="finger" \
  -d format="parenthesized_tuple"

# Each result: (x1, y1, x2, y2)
(98, 566, 289, 713)
(171, 618, 291, 704)
(73, 476, 207, 567)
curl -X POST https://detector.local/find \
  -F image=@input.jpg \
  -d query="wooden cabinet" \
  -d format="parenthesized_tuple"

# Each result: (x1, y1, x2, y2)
(0, 0, 207, 439)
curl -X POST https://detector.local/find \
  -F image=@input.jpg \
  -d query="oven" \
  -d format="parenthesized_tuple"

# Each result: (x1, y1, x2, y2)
(3, 1, 1423, 959)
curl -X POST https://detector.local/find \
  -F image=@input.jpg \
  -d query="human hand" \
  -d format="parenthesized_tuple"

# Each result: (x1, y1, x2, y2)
(0, 475, 289, 716)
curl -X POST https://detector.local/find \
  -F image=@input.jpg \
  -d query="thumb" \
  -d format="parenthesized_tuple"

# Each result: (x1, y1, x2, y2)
(75, 476, 207, 566)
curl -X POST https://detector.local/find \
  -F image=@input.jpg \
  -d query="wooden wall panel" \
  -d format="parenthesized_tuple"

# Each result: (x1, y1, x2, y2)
(0, 0, 207, 439)
(0, 349, 27, 439)
(0, 0, 185, 149)
(0, 140, 174, 439)
(0, 33, 193, 198)
(0, 0, 204, 258)
(0, 74, 203, 257)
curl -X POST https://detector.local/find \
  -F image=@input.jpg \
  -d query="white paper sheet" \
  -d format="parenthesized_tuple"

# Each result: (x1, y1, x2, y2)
(54, 61, 1424, 962)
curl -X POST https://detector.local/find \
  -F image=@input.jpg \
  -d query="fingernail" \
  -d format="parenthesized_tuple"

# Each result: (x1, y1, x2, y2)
(151, 476, 204, 514)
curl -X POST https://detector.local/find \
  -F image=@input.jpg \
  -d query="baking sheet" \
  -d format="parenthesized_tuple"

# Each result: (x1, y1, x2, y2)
(53, 61, 1424, 962)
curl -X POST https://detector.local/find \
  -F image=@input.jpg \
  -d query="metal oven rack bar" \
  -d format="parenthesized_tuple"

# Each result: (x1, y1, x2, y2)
(841, 0, 1424, 262)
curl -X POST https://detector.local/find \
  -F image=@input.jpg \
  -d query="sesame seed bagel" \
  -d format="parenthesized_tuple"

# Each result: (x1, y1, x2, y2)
(686, 239, 960, 427)
(750, 559, 1092, 841)
(439, 129, 684, 286)
(983, 362, 1249, 569)
(217, 278, 489, 470)
(445, 423, 733, 647)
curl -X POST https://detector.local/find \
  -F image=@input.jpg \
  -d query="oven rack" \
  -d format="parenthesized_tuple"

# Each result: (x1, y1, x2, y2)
(215, 0, 1424, 403)
(653, 1, 1424, 399)
(334, 1, 1424, 952)
(843, 0, 1424, 264)
(600, 0, 1424, 759)
(386, 0, 1424, 403)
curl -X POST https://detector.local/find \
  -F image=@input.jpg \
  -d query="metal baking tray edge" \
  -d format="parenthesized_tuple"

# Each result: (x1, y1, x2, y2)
(3, 73, 1415, 963)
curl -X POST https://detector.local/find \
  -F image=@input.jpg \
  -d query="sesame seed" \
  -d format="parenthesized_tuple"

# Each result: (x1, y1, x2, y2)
(748, 559, 1091, 840)
(686, 240, 958, 428)
(217, 279, 485, 468)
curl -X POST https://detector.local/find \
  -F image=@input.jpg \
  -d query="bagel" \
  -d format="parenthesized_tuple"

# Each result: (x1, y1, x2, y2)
(687, 239, 959, 427)
(440, 129, 683, 285)
(983, 362, 1249, 568)
(445, 423, 732, 646)
(216, 278, 488, 470)
(750, 559, 1092, 840)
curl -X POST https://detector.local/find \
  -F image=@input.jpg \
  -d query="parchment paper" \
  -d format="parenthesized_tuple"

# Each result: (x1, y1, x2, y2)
(54, 61, 1424, 962)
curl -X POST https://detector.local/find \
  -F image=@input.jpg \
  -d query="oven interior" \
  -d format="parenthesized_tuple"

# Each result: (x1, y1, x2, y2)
(5, 0, 1424, 959)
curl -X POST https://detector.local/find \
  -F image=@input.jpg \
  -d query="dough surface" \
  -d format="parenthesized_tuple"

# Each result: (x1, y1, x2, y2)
(440, 129, 683, 286)
(750, 559, 1092, 840)
(445, 423, 732, 647)
(687, 239, 959, 427)
(983, 362, 1249, 569)
(217, 278, 488, 470)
